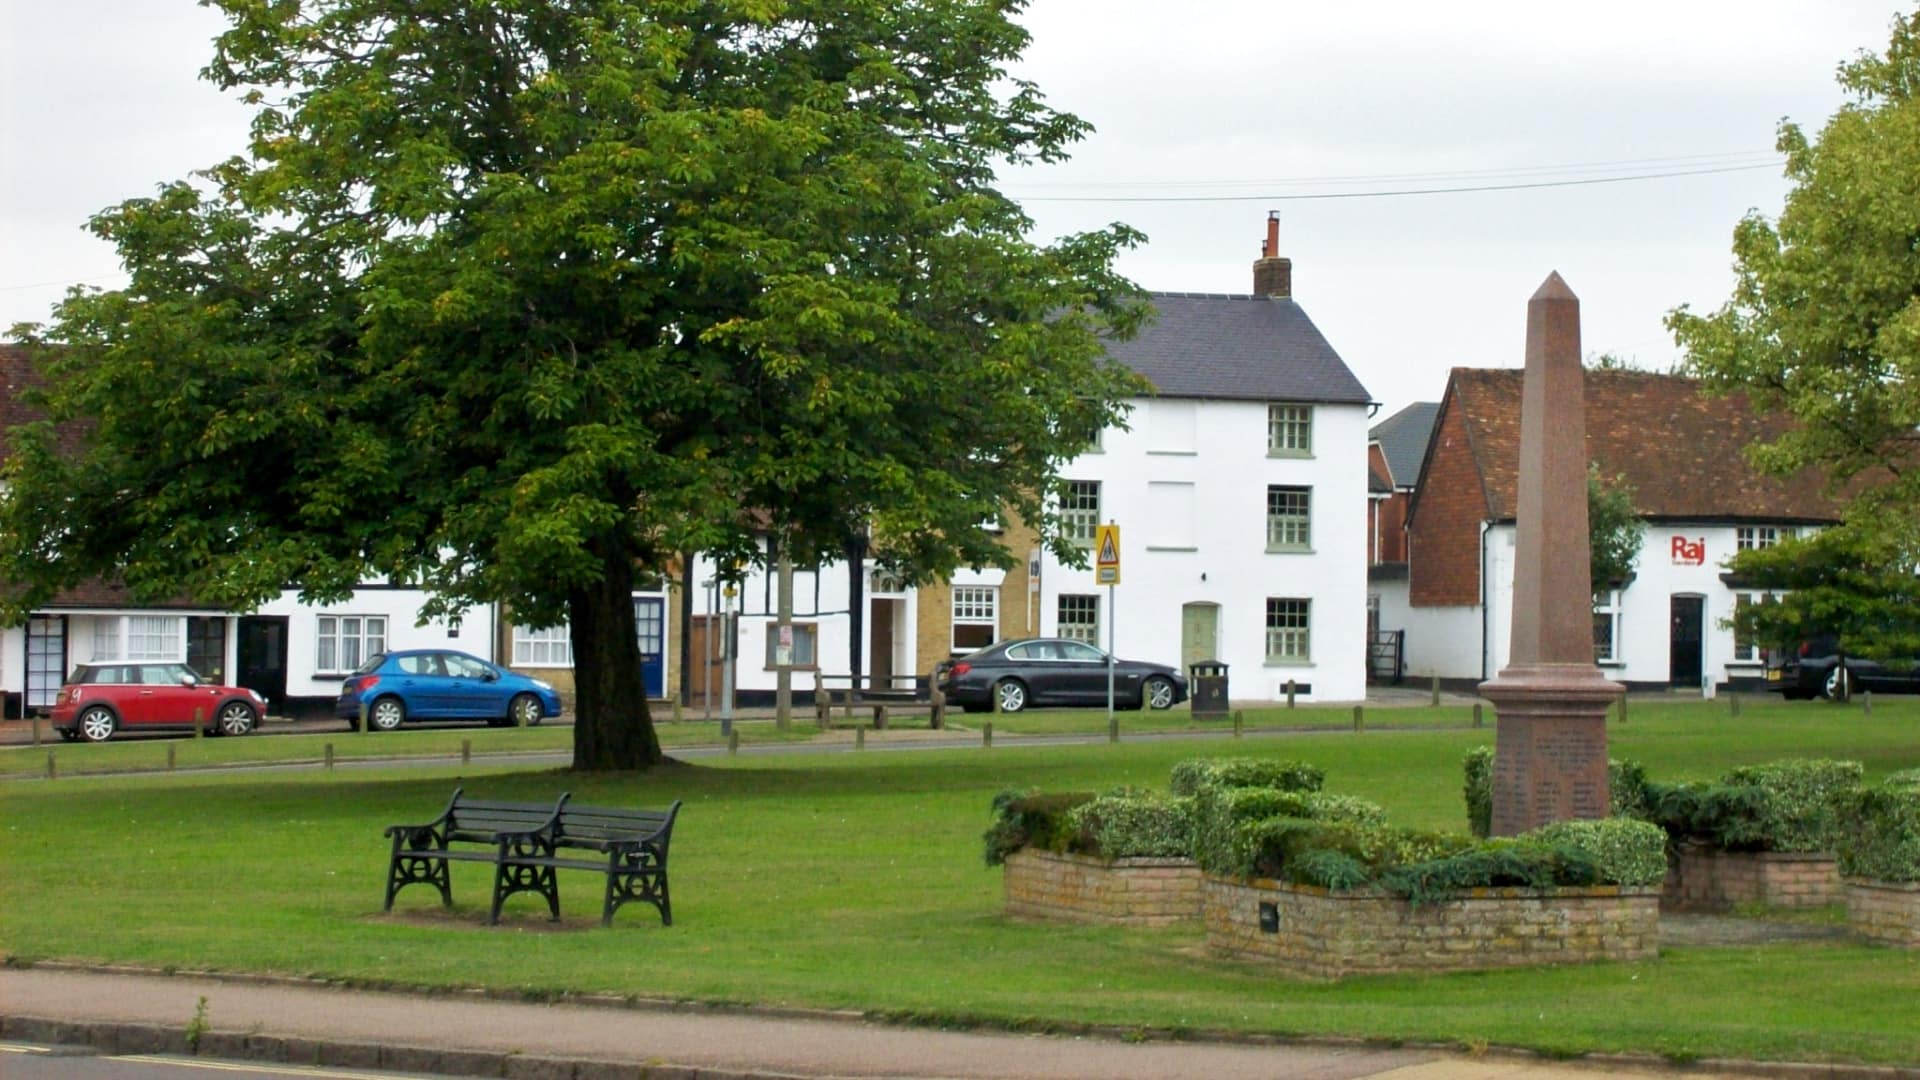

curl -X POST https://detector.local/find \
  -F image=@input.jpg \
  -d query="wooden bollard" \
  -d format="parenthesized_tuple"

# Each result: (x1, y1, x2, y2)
(983, 721, 993, 748)
(728, 729, 740, 755)
(1617, 692, 1628, 724)
(1430, 673, 1441, 706)
(873, 705, 888, 731)
(1285, 679, 1297, 708)
(360, 701, 371, 735)
(461, 738, 471, 765)
(193, 705, 205, 740)
(1232, 709, 1244, 738)
(1352, 705, 1365, 732)
(1863, 691, 1873, 716)
(324, 743, 335, 770)
(30, 712, 43, 747)
(46, 751, 56, 779)
(1108, 713, 1119, 743)
(1472, 703, 1484, 728)
(1730, 695, 1741, 719)
(855, 725, 866, 751)
(167, 745, 177, 771)
(672, 697, 683, 724)
(931, 688, 946, 731)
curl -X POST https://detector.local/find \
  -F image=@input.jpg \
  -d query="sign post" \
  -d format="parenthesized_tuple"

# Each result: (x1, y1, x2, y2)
(1095, 523, 1121, 732)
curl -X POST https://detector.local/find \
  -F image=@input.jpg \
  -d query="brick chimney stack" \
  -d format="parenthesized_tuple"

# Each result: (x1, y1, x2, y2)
(1253, 210, 1292, 298)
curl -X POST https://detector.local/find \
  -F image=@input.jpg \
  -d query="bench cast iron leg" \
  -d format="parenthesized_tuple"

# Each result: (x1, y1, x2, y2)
(385, 834, 453, 912)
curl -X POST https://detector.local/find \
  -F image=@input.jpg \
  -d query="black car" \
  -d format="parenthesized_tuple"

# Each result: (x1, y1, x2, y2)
(936, 637, 1188, 713)
(1767, 634, 1920, 701)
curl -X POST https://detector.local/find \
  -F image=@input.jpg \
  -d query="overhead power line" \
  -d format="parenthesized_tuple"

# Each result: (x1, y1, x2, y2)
(1010, 161, 1785, 203)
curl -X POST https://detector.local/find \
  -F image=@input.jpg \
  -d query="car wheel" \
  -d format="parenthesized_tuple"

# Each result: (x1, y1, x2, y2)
(993, 679, 1028, 714)
(1143, 676, 1176, 710)
(1822, 665, 1852, 703)
(509, 693, 543, 728)
(369, 697, 407, 731)
(78, 705, 117, 743)
(215, 701, 258, 736)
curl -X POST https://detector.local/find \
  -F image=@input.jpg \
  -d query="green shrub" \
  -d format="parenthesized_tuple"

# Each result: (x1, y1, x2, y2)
(1523, 817, 1668, 886)
(1170, 757, 1324, 797)
(1838, 777, 1920, 882)
(1721, 759, 1863, 852)
(1066, 793, 1193, 859)
(1189, 784, 1388, 876)
(1380, 841, 1600, 906)
(1464, 746, 1493, 837)
(1239, 817, 1471, 885)
(1466, 747, 1649, 837)
(983, 790, 1094, 866)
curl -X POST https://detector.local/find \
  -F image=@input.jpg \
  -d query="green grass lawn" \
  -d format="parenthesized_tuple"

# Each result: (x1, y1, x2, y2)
(3, 696, 1917, 1066)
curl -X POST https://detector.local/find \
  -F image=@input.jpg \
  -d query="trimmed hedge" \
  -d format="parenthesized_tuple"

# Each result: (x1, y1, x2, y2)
(984, 790, 1093, 866)
(1067, 793, 1194, 860)
(1191, 786, 1387, 876)
(1525, 817, 1668, 886)
(1838, 773, 1920, 883)
(1463, 746, 1652, 838)
(1644, 758, 1863, 853)
(1170, 757, 1324, 797)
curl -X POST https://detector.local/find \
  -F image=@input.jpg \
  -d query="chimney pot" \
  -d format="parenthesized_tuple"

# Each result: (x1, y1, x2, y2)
(1253, 212, 1291, 298)
(1264, 211, 1280, 258)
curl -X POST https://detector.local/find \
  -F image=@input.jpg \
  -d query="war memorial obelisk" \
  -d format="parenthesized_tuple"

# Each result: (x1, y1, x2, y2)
(1478, 273, 1622, 835)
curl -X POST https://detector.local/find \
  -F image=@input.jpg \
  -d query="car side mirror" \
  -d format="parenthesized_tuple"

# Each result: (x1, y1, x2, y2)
(178, 673, 199, 687)
(482, 669, 500, 682)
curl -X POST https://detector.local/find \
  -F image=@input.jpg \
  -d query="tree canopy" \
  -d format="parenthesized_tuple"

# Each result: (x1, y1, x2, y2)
(0, 0, 1148, 769)
(1670, 9, 1920, 660)
(1587, 465, 1642, 594)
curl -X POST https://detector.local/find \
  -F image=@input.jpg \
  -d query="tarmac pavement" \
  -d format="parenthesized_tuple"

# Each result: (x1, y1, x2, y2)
(0, 966, 1826, 1080)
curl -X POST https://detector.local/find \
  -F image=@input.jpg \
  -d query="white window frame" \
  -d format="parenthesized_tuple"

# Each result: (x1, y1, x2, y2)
(512, 623, 573, 667)
(1057, 594, 1100, 644)
(1060, 480, 1101, 548)
(1266, 485, 1312, 551)
(764, 622, 818, 670)
(1268, 404, 1313, 457)
(1264, 598, 1311, 663)
(1731, 592, 1784, 663)
(92, 615, 185, 662)
(952, 585, 999, 653)
(1736, 526, 1787, 552)
(317, 615, 387, 674)
(1592, 590, 1623, 665)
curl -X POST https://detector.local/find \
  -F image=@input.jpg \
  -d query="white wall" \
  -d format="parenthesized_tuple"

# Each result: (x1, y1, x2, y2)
(256, 588, 470, 702)
(688, 548, 918, 694)
(1039, 398, 1371, 701)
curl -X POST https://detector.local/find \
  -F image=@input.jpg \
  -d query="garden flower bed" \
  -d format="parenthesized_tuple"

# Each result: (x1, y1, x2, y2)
(1002, 848, 1201, 926)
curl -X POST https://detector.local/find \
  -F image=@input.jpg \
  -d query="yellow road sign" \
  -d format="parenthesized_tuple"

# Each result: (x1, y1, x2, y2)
(1094, 523, 1120, 585)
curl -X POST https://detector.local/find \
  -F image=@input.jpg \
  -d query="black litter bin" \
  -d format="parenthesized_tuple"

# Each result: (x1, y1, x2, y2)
(1190, 661, 1229, 718)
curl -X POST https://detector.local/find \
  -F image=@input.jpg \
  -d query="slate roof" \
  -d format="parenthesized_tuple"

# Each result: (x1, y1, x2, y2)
(1104, 293, 1371, 405)
(1442, 367, 1842, 524)
(1369, 401, 1439, 489)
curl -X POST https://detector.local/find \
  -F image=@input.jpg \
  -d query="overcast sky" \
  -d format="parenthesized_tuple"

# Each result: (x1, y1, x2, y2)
(2, 2, 1906, 420)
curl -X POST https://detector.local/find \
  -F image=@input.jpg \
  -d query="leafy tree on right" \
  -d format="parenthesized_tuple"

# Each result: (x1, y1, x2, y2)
(1669, 9, 1920, 661)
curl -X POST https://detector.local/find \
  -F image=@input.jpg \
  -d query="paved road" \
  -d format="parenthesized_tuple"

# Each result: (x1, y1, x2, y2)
(0, 968, 1826, 1080)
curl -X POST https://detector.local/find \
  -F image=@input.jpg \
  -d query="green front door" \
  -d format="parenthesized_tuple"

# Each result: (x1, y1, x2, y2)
(1181, 602, 1219, 676)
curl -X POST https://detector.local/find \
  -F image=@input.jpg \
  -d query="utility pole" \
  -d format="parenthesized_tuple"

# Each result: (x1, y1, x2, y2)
(775, 537, 794, 731)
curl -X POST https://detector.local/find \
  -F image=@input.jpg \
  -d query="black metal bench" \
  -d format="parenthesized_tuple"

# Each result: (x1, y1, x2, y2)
(383, 787, 571, 924)
(383, 788, 682, 927)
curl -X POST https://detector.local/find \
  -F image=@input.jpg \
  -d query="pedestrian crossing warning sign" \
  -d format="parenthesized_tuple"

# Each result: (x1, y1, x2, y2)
(1094, 523, 1121, 585)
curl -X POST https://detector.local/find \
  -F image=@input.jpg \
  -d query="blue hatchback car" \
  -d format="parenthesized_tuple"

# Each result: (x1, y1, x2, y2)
(335, 649, 563, 731)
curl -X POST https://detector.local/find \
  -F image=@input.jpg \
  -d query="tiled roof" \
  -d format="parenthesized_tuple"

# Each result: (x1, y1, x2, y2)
(1104, 293, 1372, 405)
(1369, 401, 1440, 488)
(1447, 367, 1842, 523)
(1, 344, 88, 463)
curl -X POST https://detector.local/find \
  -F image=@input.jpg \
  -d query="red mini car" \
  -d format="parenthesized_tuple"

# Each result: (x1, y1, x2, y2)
(50, 662, 268, 742)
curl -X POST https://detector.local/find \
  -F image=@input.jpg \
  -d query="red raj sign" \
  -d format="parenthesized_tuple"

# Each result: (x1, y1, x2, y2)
(1670, 535, 1706, 566)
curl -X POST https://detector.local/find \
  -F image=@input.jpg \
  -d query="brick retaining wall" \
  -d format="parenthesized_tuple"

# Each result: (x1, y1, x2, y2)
(1002, 849, 1202, 926)
(1846, 879, 1920, 947)
(1662, 846, 1839, 911)
(1203, 877, 1658, 979)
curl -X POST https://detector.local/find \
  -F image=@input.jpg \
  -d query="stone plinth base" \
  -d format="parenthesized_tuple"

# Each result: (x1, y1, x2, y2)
(1662, 846, 1840, 912)
(1002, 849, 1202, 926)
(1203, 876, 1657, 979)
(1846, 879, 1920, 947)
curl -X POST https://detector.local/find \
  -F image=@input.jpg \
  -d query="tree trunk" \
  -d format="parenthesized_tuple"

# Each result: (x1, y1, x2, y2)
(567, 538, 663, 770)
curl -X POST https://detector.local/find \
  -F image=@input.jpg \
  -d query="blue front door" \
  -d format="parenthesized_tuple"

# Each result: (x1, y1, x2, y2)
(634, 596, 665, 699)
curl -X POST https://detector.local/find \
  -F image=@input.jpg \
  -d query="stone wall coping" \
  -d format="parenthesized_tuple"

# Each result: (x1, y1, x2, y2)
(1678, 844, 1836, 862)
(1211, 875, 1660, 901)
(1011, 849, 1197, 870)
(1844, 876, 1920, 893)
